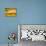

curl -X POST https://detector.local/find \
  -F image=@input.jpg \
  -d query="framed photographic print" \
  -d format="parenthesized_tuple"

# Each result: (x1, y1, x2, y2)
(5, 8, 16, 16)
(18, 24, 46, 42)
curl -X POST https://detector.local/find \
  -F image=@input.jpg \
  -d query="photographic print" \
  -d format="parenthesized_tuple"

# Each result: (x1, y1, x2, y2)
(18, 24, 46, 46)
(5, 8, 16, 16)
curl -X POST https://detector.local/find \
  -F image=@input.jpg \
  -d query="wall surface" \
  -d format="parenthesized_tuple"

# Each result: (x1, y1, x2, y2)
(0, 0, 46, 45)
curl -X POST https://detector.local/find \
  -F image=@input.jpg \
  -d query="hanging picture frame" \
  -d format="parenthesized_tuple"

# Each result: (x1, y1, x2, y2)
(5, 8, 16, 16)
